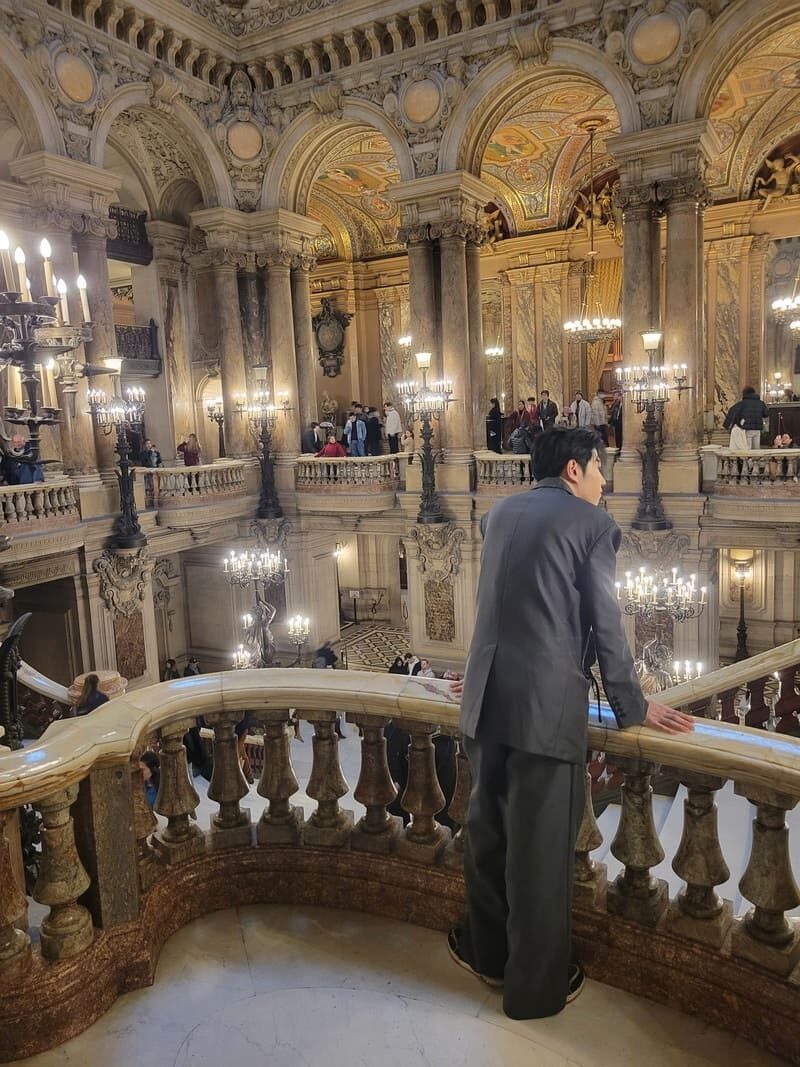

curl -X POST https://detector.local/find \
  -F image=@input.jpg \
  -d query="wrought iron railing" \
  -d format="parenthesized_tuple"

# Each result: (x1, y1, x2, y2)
(114, 320, 159, 362)
(107, 206, 153, 265)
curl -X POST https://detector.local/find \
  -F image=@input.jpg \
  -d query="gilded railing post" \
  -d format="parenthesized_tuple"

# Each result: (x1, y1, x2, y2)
(304, 712, 352, 847)
(395, 722, 450, 863)
(350, 716, 401, 853)
(443, 733, 471, 869)
(256, 709, 302, 845)
(33, 784, 94, 960)
(666, 772, 732, 947)
(207, 711, 252, 849)
(151, 721, 205, 863)
(0, 808, 31, 980)
(732, 785, 800, 975)
(573, 767, 606, 908)
(607, 759, 668, 925)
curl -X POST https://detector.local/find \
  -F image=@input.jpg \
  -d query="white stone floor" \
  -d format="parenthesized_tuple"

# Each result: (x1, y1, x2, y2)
(14, 903, 783, 1067)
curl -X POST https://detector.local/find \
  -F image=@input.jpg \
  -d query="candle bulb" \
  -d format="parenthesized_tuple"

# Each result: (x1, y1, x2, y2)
(13, 247, 29, 299)
(56, 278, 69, 323)
(76, 274, 90, 322)
(39, 239, 54, 297)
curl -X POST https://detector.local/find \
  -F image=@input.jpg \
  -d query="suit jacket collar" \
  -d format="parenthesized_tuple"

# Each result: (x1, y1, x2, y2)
(532, 476, 574, 494)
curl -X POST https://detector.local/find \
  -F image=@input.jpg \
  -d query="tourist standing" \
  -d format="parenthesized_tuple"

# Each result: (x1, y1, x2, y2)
(384, 402, 402, 453)
(177, 433, 201, 466)
(568, 391, 592, 427)
(486, 397, 503, 453)
(537, 391, 558, 431)
(590, 391, 609, 446)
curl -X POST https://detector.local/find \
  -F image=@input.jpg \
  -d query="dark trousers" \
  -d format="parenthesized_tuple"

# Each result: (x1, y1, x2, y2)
(388, 434, 400, 453)
(461, 733, 584, 1019)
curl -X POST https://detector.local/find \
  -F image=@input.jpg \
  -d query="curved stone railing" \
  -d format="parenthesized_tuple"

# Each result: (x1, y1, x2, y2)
(1, 642, 800, 1061)
(475, 448, 618, 491)
(701, 445, 800, 493)
(143, 461, 246, 509)
(0, 481, 80, 528)
(295, 455, 399, 490)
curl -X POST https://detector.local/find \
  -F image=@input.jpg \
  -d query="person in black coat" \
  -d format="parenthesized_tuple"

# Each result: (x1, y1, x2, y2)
(723, 386, 768, 450)
(184, 656, 201, 676)
(365, 408, 383, 456)
(75, 674, 109, 716)
(486, 397, 503, 453)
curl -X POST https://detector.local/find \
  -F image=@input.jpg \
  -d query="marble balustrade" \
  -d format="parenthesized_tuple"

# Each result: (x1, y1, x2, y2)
(475, 449, 618, 493)
(143, 461, 246, 509)
(295, 455, 400, 491)
(701, 445, 800, 493)
(0, 481, 80, 528)
(2, 641, 800, 1061)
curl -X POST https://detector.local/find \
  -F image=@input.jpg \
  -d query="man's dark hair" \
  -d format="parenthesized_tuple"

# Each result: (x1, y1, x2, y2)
(533, 426, 603, 481)
(742, 385, 756, 397)
(575, 391, 584, 399)
(527, 396, 536, 403)
(541, 390, 549, 398)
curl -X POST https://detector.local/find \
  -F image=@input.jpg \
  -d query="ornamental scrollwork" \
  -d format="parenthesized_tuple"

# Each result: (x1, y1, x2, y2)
(93, 548, 151, 618)
(251, 517, 292, 554)
(618, 531, 691, 570)
(408, 523, 465, 586)
(312, 298, 352, 378)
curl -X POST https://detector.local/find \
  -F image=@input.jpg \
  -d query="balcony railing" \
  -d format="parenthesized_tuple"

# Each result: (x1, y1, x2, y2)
(143, 462, 246, 509)
(475, 449, 618, 492)
(296, 455, 399, 490)
(2, 640, 800, 1061)
(0, 481, 80, 528)
(107, 206, 153, 265)
(114, 320, 159, 362)
(701, 445, 800, 493)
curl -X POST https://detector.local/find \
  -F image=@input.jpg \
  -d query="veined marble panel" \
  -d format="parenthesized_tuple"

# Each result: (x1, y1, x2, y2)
(514, 285, 537, 401)
(541, 277, 564, 404)
(162, 280, 194, 438)
(713, 253, 742, 430)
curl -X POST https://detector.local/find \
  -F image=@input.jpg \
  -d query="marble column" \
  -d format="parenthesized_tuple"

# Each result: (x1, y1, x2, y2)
(291, 255, 318, 430)
(265, 252, 301, 454)
(402, 226, 437, 372)
(435, 224, 472, 461)
(616, 184, 660, 467)
(211, 257, 251, 459)
(465, 237, 485, 451)
(76, 231, 119, 472)
(48, 232, 99, 480)
(661, 181, 706, 470)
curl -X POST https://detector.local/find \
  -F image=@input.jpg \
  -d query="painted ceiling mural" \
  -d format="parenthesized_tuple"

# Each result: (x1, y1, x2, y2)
(709, 24, 800, 200)
(309, 133, 403, 261)
(479, 82, 619, 234)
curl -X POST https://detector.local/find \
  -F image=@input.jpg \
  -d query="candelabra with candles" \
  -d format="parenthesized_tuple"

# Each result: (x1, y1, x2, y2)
(0, 232, 100, 468)
(223, 548, 288, 667)
(287, 614, 310, 666)
(615, 330, 692, 532)
(763, 371, 787, 404)
(235, 388, 291, 519)
(396, 351, 453, 525)
(206, 396, 226, 458)
(88, 384, 147, 548)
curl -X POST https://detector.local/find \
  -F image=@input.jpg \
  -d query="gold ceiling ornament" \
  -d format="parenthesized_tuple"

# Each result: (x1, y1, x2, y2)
(563, 118, 621, 345)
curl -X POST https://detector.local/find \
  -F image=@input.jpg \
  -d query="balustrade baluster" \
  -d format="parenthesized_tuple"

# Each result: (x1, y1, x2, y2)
(130, 746, 159, 890)
(1, 494, 12, 524)
(732, 784, 800, 975)
(256, 710, 302, 844)
(774, 664, 800, 732)
(207, 712, 252, 848)
(304, 712, 352, 846)
(14, 492, 25, 523)
(666, 772, 732, 947)
(395, 721, 450, 863)
(151, 721, 205, 863)
(747, 676, 770, 728)
(607, 758, 668, 925)
(31, 488, 43, 519)
(350, 717, 400, 853)
(32, 784, 94, 960)
(0, 808, 31, 980)
(573, 766, 606, 907)
(443, 733, 471, 869)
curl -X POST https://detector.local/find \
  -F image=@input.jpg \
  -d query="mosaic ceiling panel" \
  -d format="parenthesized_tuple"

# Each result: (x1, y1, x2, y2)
(309, 133, 402, 260)
(479, 82, 619, 233)
(709, 25, 800, 199)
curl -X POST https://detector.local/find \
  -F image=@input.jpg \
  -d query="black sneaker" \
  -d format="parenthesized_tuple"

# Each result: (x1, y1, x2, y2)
(566, 963, 584, 1004)
(446, 927, 504, 989)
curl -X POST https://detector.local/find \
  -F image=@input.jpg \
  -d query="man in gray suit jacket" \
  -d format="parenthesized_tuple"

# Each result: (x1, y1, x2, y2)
(448, 427, 693, 1019)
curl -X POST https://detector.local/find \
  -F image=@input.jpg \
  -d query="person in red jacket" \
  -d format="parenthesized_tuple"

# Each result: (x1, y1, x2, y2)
(316, 434, 347, 457)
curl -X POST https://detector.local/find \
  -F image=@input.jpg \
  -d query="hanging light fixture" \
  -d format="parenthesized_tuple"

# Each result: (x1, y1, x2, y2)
(563, 119, 621, 344)
(771, 265, 800, 323)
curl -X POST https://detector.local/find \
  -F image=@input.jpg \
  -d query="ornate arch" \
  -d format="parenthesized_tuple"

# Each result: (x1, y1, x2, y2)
(90, 84, 234, 209)
(674, 0, 800, 123)
(0, 38, 63, 155)
(262, 99, 415, 212)
(439, 41, 639, 176)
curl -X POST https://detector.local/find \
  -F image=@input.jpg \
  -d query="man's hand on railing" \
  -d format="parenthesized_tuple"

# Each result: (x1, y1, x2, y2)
(644, 700, 695, 734)
(449, 679, 463, 698)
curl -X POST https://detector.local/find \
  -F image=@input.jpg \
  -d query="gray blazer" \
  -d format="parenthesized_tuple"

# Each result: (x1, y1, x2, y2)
(460, 478, 647, 764)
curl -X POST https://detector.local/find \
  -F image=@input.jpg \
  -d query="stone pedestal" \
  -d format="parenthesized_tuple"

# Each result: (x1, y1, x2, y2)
(394, 824, 450, 865)
(664, 898, 733, 950)
(350, 813, 403, 855)
(256, 804, 304, 846)
(303, 808, 354, 848)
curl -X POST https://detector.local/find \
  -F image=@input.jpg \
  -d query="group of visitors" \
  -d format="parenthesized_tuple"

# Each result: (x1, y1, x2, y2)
(304, 400, 406, 458)
(136, 434, 201, 468)
(387, 652, 461, 681)
(490, 390, 623, 455)
(161, 656, 201, 680)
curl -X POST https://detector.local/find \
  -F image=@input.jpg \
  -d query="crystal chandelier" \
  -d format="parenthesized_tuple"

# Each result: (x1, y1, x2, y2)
(616, 566, 707, 623)
(563, 120, 621, 344)
(223, 549, 287, 587)
(771, 266, 800, 324)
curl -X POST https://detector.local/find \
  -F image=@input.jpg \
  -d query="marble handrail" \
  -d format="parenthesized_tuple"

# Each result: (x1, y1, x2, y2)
(16, 659, 70, 705)
(3, 648, 800, 1061)
(475, 449, 618, 488)
(0, 480, 80, 526)
(143, 461, 246, 508)
(701, 445, 800, 489)
(295, 455, 399, 490)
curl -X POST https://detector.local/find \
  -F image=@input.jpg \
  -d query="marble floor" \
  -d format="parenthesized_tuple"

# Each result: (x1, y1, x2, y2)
(14, 904, 783, 1067)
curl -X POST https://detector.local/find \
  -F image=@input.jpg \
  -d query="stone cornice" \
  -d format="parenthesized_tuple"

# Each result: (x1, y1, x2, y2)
(608, 120, 723, 187)
(389, 171, 495, 231)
